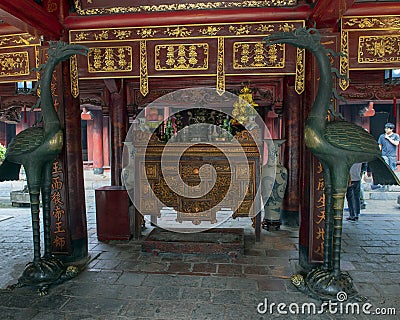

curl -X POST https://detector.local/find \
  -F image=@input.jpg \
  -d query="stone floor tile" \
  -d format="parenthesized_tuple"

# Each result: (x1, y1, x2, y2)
(136, 260, 168, 273)
(71, 270, 122, 284)
(192, 262, 217, 274)
(145, 274, 202, 287)
(150, 285, 181, 300)
(124, 300, 195, 319)
(217, 263, 243, 276)
(190, 302, 226, 320)
(223, 303, 262, 320)
(181, 287, 212, 302)
(200, 276, 228, 289)
(117, 285, 154, 300)
(243, 264, 270, 275)
(0, 306, 39, 320)
(61, 296, 128, 316)
(166, 261, 192, 273)
(226, 277, 258, 290)
(257, 278, 286, 291)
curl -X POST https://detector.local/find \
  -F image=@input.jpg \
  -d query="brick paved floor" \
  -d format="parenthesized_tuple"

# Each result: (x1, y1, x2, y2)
(0, 174, 399, 319)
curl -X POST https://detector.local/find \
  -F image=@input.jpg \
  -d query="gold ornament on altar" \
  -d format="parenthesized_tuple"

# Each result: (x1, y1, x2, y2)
(232, 86, 258, 126)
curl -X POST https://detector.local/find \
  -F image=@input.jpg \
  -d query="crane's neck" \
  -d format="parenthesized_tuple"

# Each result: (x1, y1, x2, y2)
(40, 61, 61, 134)
(306, 48, 333, 133)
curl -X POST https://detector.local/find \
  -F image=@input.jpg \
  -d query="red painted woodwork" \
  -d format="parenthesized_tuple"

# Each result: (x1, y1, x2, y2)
(298, 49, 317, 266)
(0, 0, 62, 39)
(59, 60, 88, 261)
(0, 122, 6, 145)
(65, 5, 312, 30)
(95, 186, 131, 241)
(86, 120, 94, 162)
(104, 79, 128, 186)
(81, 113, 93, 121)
(309, 0, 355, 30)
(92, 110, 104, 171)
(103, 116, 110, 167)
(282, 76, 301, 215)
(346, 2, 400, 16)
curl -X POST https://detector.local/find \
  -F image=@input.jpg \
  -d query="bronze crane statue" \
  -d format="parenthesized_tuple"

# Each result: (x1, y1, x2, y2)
(1, 41, 88, 294)
(265, 27, 400, 301)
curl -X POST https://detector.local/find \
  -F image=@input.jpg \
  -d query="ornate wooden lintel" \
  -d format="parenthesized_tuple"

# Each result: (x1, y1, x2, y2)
(69, 20, 304, 96)
(340, 83, 400, 101)
(73, 0, 298, 15)
(340, 15, 400, 90)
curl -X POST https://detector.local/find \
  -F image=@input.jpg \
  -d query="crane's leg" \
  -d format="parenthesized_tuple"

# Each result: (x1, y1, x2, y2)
(25, 164, 42, 264)
(291, 164, 362, 301)
(41, 161, 54, 258)
(320, 162, 333, 270)
(331, 166, 350, 276)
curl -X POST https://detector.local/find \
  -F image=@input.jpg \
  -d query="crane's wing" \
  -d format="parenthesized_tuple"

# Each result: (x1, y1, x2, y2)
(0, 159, 21, 181)
(368, 158, 400, 185)
(5, 127, 45, 157)
(324, 121, 380, 155)
(325, 121, 400, 185)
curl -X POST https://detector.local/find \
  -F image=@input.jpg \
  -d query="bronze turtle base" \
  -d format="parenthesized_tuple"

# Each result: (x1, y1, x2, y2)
(8, 257, 78, 295)
(291, 267, 366, 302)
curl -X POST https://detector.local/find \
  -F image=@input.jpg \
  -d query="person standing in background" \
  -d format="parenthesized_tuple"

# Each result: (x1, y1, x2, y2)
(360, 163, 369, 209)
(346, 163, 362, 222)
(378, 123, 400, 171)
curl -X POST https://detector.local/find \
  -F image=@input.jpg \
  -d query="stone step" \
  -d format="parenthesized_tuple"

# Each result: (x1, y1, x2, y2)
(364, 191, 400, 200)
(142, 228, 244, 256)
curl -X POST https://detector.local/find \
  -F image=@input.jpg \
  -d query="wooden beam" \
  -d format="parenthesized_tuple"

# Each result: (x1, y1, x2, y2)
(65, 5, 312, 30)
(309, 0, 355, 30)
(346, 2, 400, 16)
(0, 0, 63, 39)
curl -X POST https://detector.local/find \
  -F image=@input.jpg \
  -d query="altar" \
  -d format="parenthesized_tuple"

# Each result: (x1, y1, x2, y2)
(130, 133, 262, 241)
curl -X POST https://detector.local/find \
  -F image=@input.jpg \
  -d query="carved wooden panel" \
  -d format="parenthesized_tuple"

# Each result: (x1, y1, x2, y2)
(0, 33, 40, 82)
(134, 141, 260, 231)
(70, 20, 304, 94)
(340, 15, 400, 89)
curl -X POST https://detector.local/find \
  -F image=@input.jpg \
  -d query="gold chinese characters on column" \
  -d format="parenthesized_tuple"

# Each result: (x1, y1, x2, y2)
(310, 159, 325, 263)
(50, 160, 71, 254)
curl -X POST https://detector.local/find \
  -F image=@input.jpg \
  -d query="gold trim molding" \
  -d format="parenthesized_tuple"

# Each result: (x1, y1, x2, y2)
(140, 41, 149, 96)
(69, 20, 305, 42)
(216, 37, 225, 95)
(339, 29, 349, 91)
(342, 15, 400, 31)
(70, 55, 80, 98)
(295, 48, 304, 94)
(74, 0, 297, 15)
(0, 33, 40, 49)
